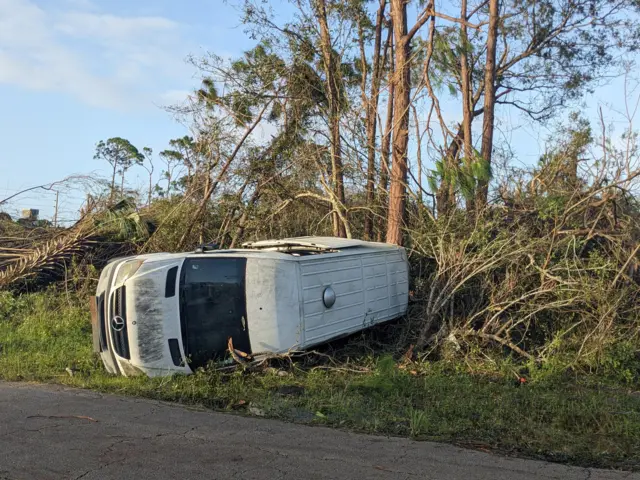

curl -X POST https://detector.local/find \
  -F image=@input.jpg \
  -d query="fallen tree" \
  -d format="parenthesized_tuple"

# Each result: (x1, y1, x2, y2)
(0, 199, 152, 291)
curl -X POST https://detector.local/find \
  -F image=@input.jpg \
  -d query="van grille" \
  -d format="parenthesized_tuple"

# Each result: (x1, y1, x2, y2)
(111, 286, 130, 359)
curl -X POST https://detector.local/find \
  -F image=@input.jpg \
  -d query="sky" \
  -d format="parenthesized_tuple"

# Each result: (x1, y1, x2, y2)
(0, 0, 257, 222)
(0, 0, 635, 224)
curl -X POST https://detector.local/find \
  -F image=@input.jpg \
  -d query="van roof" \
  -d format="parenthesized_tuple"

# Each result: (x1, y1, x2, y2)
(242, 236, 395, 251)
(118, 237, 399, 265)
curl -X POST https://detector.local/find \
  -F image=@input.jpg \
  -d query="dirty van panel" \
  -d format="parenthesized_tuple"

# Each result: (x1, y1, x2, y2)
(179, 257, 250, 370)
(134, 277, 165, 363)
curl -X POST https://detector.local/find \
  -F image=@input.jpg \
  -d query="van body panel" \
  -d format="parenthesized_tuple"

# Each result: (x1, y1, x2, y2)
(300, 255, 366, 345)
(245, 259, 301, 354)
(125, 259, 191, 376)
(299, 250, 409, 346)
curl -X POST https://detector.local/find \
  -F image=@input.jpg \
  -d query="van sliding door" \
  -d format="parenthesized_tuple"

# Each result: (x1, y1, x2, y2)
(179, 258, 251, 369)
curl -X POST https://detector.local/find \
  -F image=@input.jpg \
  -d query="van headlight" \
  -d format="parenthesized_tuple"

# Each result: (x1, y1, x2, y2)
(114, 260, 144, 285)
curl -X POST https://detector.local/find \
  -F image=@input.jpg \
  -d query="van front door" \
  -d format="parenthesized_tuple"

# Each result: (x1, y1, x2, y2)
(179, 257, 251, 370)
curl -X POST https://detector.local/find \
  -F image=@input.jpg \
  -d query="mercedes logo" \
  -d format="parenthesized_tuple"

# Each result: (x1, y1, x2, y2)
(111, 316, 125, 332)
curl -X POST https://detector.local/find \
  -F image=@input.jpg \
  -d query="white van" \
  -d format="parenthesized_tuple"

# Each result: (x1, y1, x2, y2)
(91, 237, 409, 377)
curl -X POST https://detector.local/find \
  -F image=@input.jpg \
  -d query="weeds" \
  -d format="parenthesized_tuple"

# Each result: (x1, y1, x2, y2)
(408, 407, 429, 438)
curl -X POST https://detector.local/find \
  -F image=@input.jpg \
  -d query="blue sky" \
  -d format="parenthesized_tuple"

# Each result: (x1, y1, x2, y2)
(0, 0, 257, 221)
(0, 0, 634, 223)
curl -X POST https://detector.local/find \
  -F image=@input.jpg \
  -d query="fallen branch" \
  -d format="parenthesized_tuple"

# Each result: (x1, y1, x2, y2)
(26, 415, 98, 422)
(467, 331, 535, 360)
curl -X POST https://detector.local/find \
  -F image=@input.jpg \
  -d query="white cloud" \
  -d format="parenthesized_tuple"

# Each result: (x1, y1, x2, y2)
(55, 12, 177, 39)
(0, 0, 193, 111)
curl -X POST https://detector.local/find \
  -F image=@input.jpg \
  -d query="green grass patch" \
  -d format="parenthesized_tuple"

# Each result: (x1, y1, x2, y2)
(1, 290, 639, 471)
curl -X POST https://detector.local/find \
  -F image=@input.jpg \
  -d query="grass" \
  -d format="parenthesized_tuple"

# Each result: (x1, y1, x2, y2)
(1, 290, 639, 471)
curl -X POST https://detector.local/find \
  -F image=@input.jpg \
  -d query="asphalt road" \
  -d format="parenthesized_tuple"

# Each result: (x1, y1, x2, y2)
(0, 382, 637, 480)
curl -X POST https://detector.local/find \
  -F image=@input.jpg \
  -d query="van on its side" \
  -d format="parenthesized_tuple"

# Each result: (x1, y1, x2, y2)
(91, 237, 409, 377)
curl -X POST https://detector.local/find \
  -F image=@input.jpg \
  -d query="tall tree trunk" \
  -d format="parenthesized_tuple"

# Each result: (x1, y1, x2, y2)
(377, 41, 394, 243)
(147, 171, 153, 206)
(411, 105, 423, 204)
(385, 1, 435, 244)
(315, 0, 347, 238)
(216, 208, 234, 249)
(424, 11, 455, 217)
(186, 165, 193, 195)
(110, 163, 117, 202)
(216, 179, 250, 249)
(476, 0, 499, 209)
(194, 162, 213, 247)
(460, 0, 475, 212)
(435, 128, 462, 216)
(363, 0, 388, 240)
(330, 122, 347, 237)
(386, 0, 411, 245)
(421, 10, 458, 218)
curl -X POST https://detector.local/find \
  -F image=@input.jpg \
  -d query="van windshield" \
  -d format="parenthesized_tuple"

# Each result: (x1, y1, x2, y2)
(179, 257, 251, 370)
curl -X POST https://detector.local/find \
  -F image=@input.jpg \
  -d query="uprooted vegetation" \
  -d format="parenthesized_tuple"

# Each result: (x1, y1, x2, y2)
(0, 199, 153, 291)
(407, 195, 640, 378)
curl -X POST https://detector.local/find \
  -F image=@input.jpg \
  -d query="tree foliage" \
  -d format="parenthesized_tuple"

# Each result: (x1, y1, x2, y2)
(94, 138, 145, 200)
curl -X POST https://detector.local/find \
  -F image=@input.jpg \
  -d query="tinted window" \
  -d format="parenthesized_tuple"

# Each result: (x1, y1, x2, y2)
(180, 258, 250, 369)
